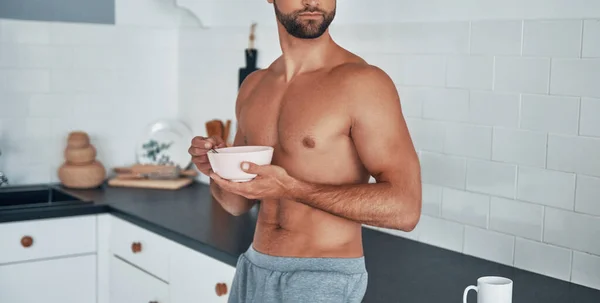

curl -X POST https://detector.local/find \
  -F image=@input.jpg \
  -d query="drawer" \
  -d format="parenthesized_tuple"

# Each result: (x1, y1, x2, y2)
(110, 255, 169, 303)
(110, 216, 171, 281)
(0, 215, 96, 264)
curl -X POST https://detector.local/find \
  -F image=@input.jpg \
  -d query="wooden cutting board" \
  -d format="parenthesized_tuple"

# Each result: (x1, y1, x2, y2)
(107, 177, 193, 190)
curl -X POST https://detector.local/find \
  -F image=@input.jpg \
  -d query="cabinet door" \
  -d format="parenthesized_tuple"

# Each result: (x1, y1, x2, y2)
(170, 244, 237, 303)
(0, 254, 96, 303)
(110, 255, 170, 303)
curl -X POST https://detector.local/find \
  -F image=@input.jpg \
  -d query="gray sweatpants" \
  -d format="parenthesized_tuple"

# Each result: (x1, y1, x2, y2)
(228, 245, 368, 303)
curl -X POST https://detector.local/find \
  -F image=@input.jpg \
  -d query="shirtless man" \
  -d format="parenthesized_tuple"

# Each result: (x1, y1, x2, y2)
(188, 0, 422, 302)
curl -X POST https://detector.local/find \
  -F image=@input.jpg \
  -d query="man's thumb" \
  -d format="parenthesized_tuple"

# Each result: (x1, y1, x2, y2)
(241, 162, 257, 173)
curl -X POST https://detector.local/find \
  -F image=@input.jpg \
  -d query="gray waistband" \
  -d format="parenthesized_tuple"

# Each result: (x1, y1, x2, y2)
(243, 244, 367, 275)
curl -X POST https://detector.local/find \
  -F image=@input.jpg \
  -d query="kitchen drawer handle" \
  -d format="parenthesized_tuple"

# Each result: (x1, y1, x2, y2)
(131, 242, 142, 253)
(21, 236, 34, 248)
(215, 283, 228, 296)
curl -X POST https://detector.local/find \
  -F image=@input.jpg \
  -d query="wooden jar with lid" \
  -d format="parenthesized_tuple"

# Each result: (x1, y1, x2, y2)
(58, 131, 106, 188)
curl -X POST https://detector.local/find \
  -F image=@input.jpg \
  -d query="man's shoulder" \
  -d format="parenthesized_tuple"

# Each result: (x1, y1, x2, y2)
(330, 61, 397, 99)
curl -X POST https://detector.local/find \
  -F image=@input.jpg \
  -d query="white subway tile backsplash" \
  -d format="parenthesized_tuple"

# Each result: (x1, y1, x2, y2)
(421, 152, 467, 189)
(469, 91, 519, 128)
(28, 94, 74, 118)
(397, 86, 423, 117)
(571, 252, 600, 290)
(580, 97, 600, 137)
(393, 55, 447, 86)
(494, 57, 551, 94)
(0, 93, 29, 118)
(1, 69, 49, 93)
(544, 207, 600, 256)
(463, 226, 515, 266)
(441, 188, 489, 228)
(385, 22, 470, 54)
(51, 70, 118, 94)
(0, 45, 72, 69)
(418, 215, 464, 252)
(0, 20, 49, 44)
(72, 46, 117, 69)
(517, 167, 576, 210)
(523, 20, 582, 57)
(421, 88, 470, 122)
(466, 160, 517, 198)
(470, 20, 522, 55)
(575, 175, 600, 216)
(444, 123, 492, 159)
(49, 22, 116, 45)
(492, 128, 547, 167)
(520, 94, 580, 135)
(514, 238, 572, 281)
(446, 56, 494, 90)
(405, 118, 445, 152)
(490, 197, 543, 241)
(422, 184, 443, 216)
(582, 20, 600, 58)
(550, 59, 600, 98)
(547, 134, 600, 177)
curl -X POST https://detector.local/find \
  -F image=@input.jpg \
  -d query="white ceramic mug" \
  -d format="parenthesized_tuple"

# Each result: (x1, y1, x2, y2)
(463, 276, 513, 303)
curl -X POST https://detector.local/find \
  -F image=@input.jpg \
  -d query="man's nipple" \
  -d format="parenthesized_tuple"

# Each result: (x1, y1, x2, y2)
(302, 136, 316, 148)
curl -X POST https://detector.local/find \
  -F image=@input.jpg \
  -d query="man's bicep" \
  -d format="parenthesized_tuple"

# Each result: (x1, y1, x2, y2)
(350, 72, 418, 182)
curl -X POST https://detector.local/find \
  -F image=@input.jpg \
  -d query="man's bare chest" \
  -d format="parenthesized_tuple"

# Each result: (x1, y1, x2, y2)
(237, 83, 351, 154)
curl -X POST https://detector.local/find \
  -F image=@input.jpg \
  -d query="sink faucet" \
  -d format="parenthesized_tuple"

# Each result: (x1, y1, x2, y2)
(0, 149, 7, 187)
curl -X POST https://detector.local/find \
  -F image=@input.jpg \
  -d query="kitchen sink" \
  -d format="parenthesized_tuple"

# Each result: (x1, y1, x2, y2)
(0, 186, 86, 210)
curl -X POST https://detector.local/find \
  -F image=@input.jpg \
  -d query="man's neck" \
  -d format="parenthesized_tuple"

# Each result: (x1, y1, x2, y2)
(277, 24, 335, 81)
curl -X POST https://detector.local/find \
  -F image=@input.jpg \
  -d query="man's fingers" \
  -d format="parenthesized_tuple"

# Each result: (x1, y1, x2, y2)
(241, 162, 262, 174)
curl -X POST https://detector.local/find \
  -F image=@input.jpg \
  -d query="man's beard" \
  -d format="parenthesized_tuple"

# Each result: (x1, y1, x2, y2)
(274, 1, 336, 39)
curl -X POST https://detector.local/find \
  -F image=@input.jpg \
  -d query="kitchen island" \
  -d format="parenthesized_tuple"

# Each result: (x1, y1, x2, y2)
(1, 182, 599, 303)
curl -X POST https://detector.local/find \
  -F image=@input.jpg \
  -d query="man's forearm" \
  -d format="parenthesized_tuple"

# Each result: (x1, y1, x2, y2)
(210, 181, 256, 216)
(289, 180, 420, 231)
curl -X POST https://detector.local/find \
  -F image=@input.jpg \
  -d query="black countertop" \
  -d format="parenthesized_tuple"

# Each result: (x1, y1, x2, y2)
(1, 182, 599, 303)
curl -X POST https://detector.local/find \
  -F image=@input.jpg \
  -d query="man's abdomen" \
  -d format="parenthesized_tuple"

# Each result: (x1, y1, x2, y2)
(252, 198, 364, 258)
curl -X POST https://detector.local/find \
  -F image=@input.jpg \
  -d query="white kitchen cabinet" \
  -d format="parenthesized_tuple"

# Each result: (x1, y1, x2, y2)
(170, 242, 237, 303)
(110, 255, 170, 303)
(0, 254, 96, 303)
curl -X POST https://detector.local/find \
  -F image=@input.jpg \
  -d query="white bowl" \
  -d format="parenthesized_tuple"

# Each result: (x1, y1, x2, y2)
(207, 146, 274, 182)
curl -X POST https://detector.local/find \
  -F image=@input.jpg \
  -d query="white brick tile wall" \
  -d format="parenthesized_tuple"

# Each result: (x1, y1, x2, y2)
(571, 252, 600, 290)
(418, 215, 465, 252)
(580, 97, 600, 137)
(444, 123, 492, 159)
(463, 226, 515, 266)
(1, 69, 50, 93)
(397, 86, 424, 117)
(490, 197, 544, 241)
(441, 188, 490, 228)
(394, 55, 447, 86)
(522, 20, 583, 57)
(494, 57, 551, 94)
(466, 159, 517, 198)
(547, 134, 600, 177)
(550, 59, 600, 98)
(421, 88, 470, 122)
(446, 56, 494, 90)
(420, 152, 467, 189)
(544, 208, 600, 255)
(470, 20, 522, 55)
(517, 167, 576, 210)
(582, 20, 600, 58)
(575, 175, 600, 216)
(520, 94, 580, 135)
(422, 184, 443, 216)
(0, 20, 49, 44)
(0, 93, 29, 118)
(468, 91, 519, 128)
(384, 22, 470, 54)
(514, 237, 572, 281)
(492, 128, 547, 167)
(0, 45, 73, 69)
(405, 118, 445, 152)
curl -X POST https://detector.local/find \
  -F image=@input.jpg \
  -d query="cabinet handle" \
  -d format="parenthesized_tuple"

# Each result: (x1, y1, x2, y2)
(215, 283, 228, 296)
(131, 242, 142, 253)
(21, 236, 33, 248)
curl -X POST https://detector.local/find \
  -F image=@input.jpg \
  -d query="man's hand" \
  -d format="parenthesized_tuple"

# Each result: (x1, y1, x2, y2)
(189, 136, 227, 176)
(209, 162, 296, 200)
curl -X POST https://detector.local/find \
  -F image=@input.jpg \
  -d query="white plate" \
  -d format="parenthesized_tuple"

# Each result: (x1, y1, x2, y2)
(136, 120, 193, 169)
